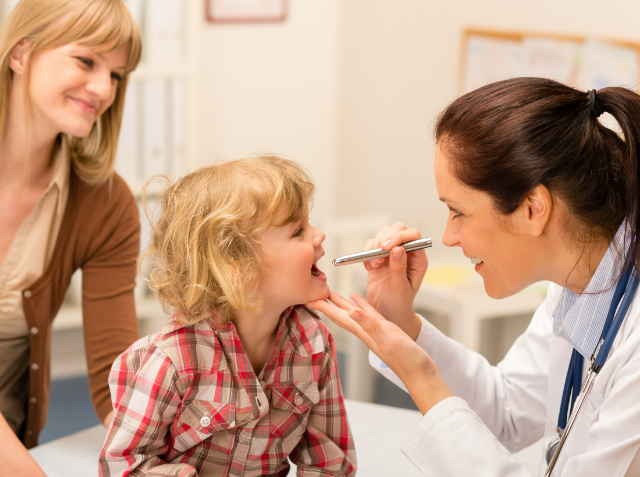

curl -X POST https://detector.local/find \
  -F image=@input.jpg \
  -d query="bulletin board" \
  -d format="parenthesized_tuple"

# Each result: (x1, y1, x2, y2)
(459, 28, 640, 95)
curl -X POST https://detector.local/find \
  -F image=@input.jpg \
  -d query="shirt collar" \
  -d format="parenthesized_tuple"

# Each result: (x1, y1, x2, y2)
(552, 221, 630, 359)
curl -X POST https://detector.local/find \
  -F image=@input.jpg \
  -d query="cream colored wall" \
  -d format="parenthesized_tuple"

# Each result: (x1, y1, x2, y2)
(193, 0, 340, 223)
(335, 0, 640, 259)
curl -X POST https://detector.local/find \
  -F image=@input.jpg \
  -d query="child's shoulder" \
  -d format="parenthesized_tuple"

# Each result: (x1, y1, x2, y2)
(285, 305, 333, 356)
(121, 316, 225, 375)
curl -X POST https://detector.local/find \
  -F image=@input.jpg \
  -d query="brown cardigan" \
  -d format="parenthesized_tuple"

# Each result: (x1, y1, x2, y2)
(21, 168, 140, 448)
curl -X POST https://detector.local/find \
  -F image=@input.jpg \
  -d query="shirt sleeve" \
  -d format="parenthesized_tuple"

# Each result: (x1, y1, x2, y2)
(82, 176, 140, 423)
(289, 330, 357, 477)
(99, 343, 196, 477)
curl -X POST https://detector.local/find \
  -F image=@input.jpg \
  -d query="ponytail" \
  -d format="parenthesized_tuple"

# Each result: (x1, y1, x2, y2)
(596, 87, 640, 271)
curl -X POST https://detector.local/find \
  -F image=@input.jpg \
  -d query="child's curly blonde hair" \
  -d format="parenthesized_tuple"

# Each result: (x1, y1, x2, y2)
(140, 155, 315, 325)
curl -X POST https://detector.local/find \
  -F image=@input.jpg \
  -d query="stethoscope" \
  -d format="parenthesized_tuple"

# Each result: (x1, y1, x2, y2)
(544, 253, 639, 476)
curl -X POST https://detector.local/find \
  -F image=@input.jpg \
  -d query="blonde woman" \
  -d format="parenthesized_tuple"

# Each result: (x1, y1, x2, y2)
(0, 0, 142, 473)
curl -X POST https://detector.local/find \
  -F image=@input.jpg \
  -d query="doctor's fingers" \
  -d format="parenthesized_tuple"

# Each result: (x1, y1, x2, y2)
(307, 297, 380, 353)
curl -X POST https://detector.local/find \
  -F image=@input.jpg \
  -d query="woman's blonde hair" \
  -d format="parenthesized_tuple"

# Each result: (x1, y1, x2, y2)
(0, 0, 142, 184)
(141, 155, 316, 325)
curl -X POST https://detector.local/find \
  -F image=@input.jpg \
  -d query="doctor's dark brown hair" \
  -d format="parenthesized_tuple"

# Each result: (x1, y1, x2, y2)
(435, 77, 640, 270)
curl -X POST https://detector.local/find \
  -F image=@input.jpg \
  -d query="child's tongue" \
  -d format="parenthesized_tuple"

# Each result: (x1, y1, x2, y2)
(311, 263, 323, 277)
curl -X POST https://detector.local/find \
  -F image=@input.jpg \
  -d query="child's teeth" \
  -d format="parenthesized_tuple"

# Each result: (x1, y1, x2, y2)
(470, 258, 483, 265)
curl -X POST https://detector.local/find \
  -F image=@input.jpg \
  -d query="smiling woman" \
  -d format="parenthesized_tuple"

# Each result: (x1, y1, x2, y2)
(0, 0, 142, 475)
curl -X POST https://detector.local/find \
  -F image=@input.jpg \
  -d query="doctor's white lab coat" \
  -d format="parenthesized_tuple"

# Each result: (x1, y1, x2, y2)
(370, 283, 640, 476)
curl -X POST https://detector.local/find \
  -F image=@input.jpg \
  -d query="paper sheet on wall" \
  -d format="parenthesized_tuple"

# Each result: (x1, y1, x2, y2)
(463, 34, 639, 93)
(463, 36, 522, 93)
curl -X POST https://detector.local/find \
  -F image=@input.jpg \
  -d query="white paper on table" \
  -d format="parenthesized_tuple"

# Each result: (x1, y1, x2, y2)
(170, 80, 186, 176)
(519, 37, 582, 86)
(144, 0, 183, 64)
(142, 80, 168, 180)
(114, 80, 139, 187)
(463, 35, 522, 93)
(574, 39, 639, 91)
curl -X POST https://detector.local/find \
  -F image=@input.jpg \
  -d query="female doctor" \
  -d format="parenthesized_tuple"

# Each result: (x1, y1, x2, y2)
(309, 77, 640, 476)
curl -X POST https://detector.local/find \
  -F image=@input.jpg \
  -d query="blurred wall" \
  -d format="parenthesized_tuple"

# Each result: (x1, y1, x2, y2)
(193, 1, 340, 224)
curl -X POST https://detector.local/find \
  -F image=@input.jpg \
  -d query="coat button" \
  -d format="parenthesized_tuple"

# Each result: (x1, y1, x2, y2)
(26, 430, 32, 436)
(30, 327, 38, 335)
(200, 415, 210, 427)
(23, 290, 32, 298)
(295, 393, 303, 406)
(30, 363, 39, 371)
(29, 396, 37, 404)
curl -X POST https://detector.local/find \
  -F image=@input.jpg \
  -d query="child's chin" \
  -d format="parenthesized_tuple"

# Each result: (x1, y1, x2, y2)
(310, 287, 331, 302)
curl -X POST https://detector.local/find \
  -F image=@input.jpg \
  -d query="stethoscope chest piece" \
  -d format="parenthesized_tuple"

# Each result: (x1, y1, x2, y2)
(545, 434, 562, 466)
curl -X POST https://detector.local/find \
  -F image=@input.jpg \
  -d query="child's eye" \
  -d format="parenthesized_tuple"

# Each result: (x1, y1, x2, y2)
(293, 227, 303, 237)
(111, 71, 123, 82)
(448, 205, 463, 220)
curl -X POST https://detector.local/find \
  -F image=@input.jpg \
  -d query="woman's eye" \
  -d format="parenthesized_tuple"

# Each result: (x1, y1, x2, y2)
(76, 57, 94, 68)
(293, 227, 303, 237)
(448, 206, 463, 220)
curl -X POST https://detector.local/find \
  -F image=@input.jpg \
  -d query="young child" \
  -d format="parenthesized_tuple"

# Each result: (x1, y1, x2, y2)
(98, 156, 356, 477)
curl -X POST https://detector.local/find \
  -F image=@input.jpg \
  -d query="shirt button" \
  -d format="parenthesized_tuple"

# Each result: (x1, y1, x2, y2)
(29, 396, 37, 404)
(260, 380, 266, 388)
(239, 431, 251, 443)
(200, 415, 211, 427)
(23, 290, 32, 298)
(30, 363, 39, 371)
(30, 327, 38, 335)
(295, 393, 303, 406)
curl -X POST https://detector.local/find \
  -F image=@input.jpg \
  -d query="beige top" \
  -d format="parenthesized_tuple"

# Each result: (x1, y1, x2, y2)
(0, 141, 69, 435)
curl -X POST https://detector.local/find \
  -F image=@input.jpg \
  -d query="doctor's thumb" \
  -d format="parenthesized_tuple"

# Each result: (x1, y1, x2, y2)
(388, 247, 408, 281)
(348, 309, 378, 336)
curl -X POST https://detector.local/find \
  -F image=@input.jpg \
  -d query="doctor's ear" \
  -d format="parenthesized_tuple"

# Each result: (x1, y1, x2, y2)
(521, 184, 552, 236)
(9, 39, 31, 76)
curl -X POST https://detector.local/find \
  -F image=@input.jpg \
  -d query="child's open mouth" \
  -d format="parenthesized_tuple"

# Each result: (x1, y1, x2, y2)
(311, 263, 325, 278)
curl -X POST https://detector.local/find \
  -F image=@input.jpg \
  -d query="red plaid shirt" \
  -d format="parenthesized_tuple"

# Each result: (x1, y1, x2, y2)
(99, 306, 356, 477)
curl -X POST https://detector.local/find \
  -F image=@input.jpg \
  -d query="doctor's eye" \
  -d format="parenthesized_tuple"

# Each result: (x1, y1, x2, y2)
(448, 206, 463, 220)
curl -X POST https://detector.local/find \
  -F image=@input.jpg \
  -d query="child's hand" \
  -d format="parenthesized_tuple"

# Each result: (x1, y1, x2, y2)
(362, 222, 428, 340)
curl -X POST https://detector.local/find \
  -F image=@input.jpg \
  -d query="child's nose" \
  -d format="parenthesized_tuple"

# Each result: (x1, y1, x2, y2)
(313, 228, 326, 246)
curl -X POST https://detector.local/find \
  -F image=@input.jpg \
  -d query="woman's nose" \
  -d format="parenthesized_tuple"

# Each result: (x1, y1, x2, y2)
(87, 70, 114, 102)
(441, 216, 460, 248)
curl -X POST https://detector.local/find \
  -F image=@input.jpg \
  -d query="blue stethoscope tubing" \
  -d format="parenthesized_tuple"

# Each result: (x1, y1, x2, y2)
(545, 252, 639, 475)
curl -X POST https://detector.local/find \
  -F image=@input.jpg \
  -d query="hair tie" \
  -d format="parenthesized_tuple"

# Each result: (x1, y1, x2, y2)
(588, 89, 603, 118)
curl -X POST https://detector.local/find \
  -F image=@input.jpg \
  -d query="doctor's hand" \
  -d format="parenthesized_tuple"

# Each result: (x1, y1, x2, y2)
(308, 291, 453, 415)
(364, 223, 428, 340)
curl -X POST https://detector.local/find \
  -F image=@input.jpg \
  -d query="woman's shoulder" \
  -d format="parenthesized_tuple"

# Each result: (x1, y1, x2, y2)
(69, 170, 139, 232)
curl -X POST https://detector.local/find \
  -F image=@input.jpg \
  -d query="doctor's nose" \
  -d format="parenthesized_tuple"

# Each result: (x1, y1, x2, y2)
(442, 217, 460, 248)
